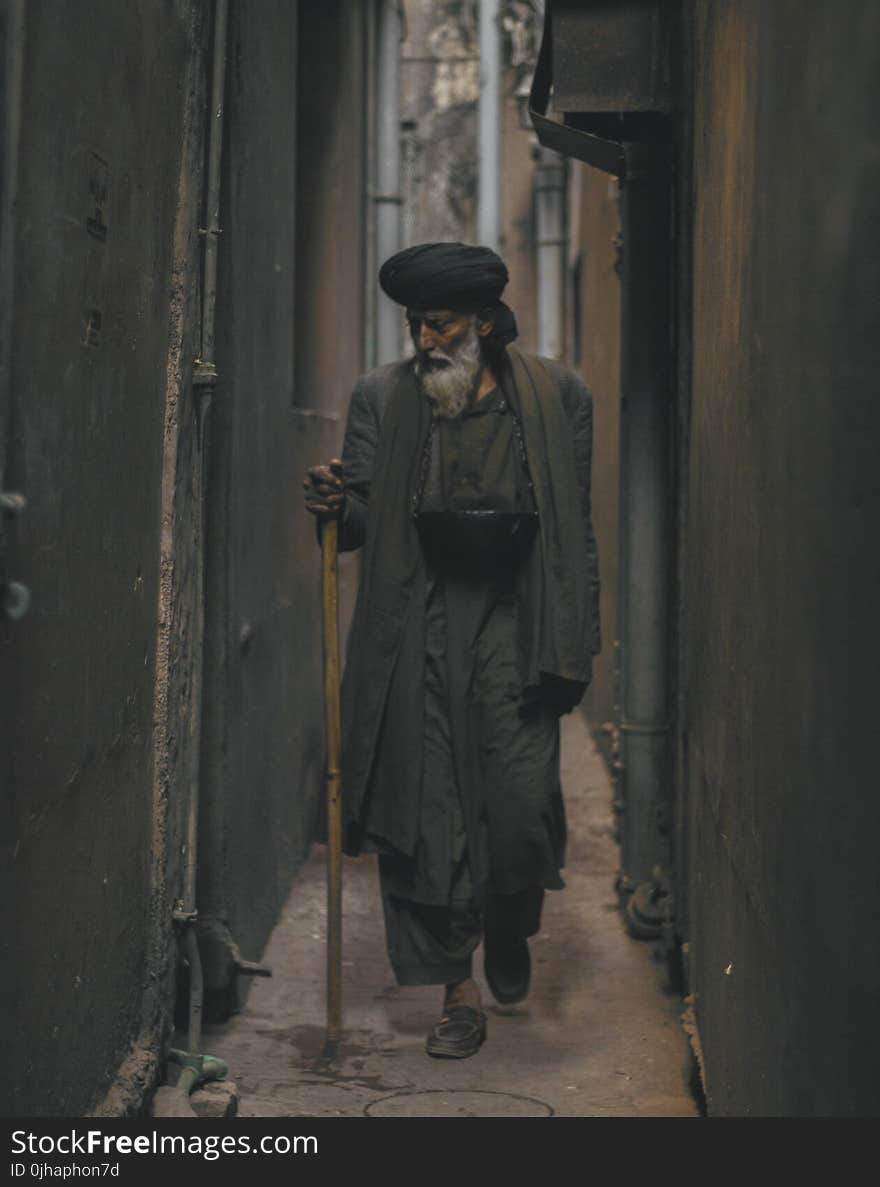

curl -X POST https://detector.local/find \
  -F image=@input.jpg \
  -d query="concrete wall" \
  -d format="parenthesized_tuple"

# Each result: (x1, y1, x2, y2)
(198, 0, 367, 1009)
(401, 1, 479, 246)
(400, 0, 541, 349)
(1, 0, 369, 1111)
(684, 0, 880, 1114)
(547, 0, 880, 1113)
(0, 0, 207, 1114)
(295, 1, 368, 413)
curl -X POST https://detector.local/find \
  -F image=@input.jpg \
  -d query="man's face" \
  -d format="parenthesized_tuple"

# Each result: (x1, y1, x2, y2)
(409, 308, 486, 419)
(407, 309, 474, 369)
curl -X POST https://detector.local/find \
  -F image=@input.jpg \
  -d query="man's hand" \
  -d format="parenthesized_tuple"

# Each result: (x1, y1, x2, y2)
(304, 458, 345, 519)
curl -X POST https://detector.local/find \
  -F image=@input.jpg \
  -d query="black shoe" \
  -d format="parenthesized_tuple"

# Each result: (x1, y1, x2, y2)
(425, 1005, 487, 1059)
(484, 935, 531, 1005)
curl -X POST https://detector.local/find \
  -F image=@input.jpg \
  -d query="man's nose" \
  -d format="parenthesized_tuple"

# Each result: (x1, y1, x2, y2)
(417, 324, 436, 352)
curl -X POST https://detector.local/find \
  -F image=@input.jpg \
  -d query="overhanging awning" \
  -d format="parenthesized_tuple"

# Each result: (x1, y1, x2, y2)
(529, 1, 673, 178)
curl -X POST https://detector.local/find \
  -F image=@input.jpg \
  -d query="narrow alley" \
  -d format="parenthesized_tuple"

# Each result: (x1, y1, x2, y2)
(3, 0, 879, 1128)
(201, 712, 696, 1118)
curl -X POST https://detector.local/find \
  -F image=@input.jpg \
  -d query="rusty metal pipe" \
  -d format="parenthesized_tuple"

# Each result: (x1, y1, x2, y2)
(478, 0, 501, 251)
(185, 926, 203, 1053)
(375, 0, 402, 365)
(363, 0, 378, 369)
(198, 0, 229, 377)
(616, 149, 673, 898)
(535, 145, 567, 359)
(320, 518, 343, 1057)
(176, 0, 229, 1070)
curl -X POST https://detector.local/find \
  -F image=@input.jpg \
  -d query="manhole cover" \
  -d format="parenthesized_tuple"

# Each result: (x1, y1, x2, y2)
(364, 1090, 553, 1117)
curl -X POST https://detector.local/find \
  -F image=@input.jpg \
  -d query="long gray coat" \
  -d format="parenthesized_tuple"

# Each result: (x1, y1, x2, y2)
(335, 348, 600, 882)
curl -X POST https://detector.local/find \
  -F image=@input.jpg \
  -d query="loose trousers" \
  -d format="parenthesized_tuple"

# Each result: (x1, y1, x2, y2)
(377, 571, 558, 987)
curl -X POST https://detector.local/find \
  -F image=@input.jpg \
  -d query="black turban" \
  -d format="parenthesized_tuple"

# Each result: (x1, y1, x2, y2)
(379, 242, 518, 345)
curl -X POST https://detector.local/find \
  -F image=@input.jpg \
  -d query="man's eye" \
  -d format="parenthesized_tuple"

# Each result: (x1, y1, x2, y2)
(408, 316, 450, 334)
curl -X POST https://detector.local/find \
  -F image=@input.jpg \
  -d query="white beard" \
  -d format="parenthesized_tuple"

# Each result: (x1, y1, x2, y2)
(415, 322, 483, 419)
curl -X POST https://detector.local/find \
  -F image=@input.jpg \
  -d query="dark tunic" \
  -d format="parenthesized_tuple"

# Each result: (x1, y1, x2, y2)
(336, 347, 600, 902)
(380, 387, 565, 905)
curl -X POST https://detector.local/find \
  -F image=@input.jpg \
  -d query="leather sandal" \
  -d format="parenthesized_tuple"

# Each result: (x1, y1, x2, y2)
(425, 1005, 487, 1059)
(484, 935, 531, 1005)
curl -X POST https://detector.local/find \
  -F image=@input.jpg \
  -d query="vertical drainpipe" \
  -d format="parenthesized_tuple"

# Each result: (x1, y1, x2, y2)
(176, 0, 230, 1061)
(535, 145, 567, 359)
(478, 0, 501, 251)
(375, 0, 402, 365)
(155, 0, 240, 1113)
(616, 144, 673, 910)
(192, 0, 271, 1023)
(363, 1, 378, 371)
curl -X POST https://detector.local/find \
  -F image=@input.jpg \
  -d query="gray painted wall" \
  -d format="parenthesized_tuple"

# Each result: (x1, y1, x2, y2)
(561, 0, 880, 1114)
(0, 0, 207, 1115)
(683, 0, 880, 1114)
(2, 0, 368, 1112)
(197, 0, 367, 1010)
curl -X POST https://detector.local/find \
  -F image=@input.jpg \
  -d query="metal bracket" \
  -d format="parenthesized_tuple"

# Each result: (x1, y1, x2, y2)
(228, 936, 272, 979)
(193, 359, 218, 387)
(528, 7, 670, 179)
(234, 957, 272, 979)
(619, 719, 671, 736)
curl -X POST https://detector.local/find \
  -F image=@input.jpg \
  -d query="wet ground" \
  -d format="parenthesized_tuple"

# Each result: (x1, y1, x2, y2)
(201, 711, 698, 1118)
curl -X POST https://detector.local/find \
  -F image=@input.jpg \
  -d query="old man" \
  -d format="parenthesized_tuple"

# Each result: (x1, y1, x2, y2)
(304, 242, 600, 1059)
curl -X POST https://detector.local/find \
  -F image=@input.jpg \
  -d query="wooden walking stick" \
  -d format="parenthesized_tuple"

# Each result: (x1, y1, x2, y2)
(320, 514, 343, 1061)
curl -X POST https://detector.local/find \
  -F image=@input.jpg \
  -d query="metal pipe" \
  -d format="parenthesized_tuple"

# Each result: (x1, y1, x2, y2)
(183, 390, 212, 919)
(363, 0, 378, 370)
(190, 0, 275, 1013)
(320, 519, 343, 1059)
(616, 146, 673, 897)
(375, 0, 402, 365)
(535, 145, 567, 359)
(198, 0, 229, 378)
(178, 0, 229, 1059)
(185, 926, 204, 1053)
(478, 0, 501, 250)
